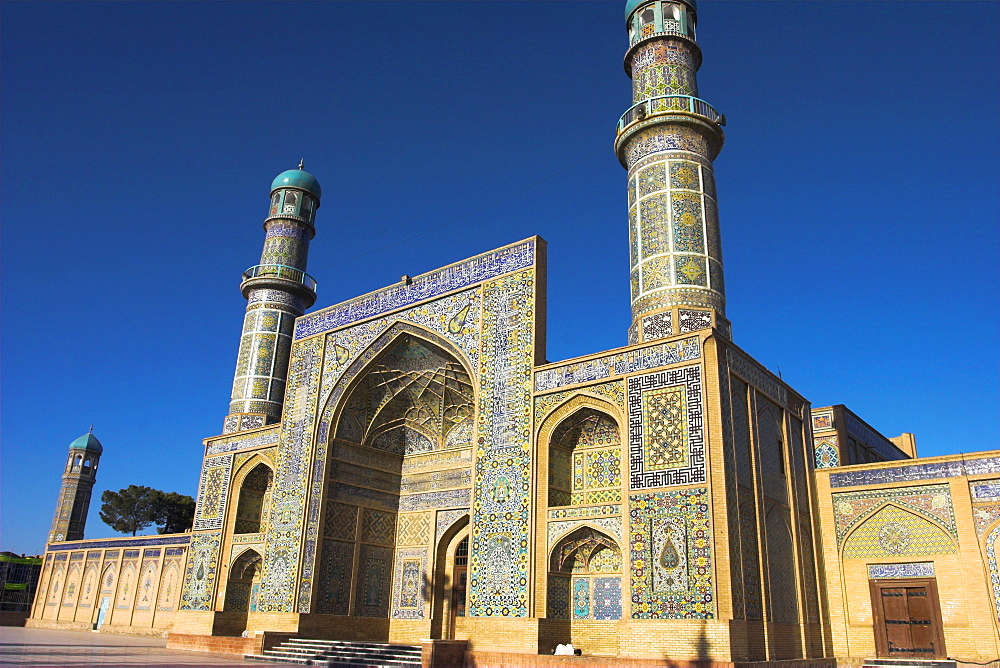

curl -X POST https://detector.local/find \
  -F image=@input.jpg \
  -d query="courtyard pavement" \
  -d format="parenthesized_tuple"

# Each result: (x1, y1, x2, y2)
(0, 627, 282, 666)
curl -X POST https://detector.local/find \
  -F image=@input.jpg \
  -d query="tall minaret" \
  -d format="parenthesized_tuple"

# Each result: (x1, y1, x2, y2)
(49, 430, 102, 543)
(224, 164, 321, 434)
(617, 0, 729, 344)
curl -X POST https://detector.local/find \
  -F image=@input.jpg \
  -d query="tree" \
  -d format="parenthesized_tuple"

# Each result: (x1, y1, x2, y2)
(99, 485, 159, 536)
(99, 486, 196, 536)
(152, 491, 195, 534)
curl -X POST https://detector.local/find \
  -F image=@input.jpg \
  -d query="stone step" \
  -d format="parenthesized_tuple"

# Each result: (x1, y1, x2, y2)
(247, 639, 423, 668)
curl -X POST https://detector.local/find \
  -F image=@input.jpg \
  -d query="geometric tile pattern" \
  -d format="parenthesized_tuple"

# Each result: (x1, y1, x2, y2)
(548, 517, 623, 547)
(315, 539, 352, 615)
(629, 488, 713, 618)
(179, 532, 221, 611)
(355, 544, 392, 618)
(468, 269, 536, 618)
(361, 509, 395, 546)
(323, 502, 358, 540)
(593, 577, 623, 619)
(677, 309, 711, 333)
(842, 505, 956, 559)
(832, 484, 957, 544)
(548, 505, 622, 520)
(641, 311, 672, 341)
(397, 512, 432, 546)
(206, 428, 280, 456)
(193, 454, 234, 531)
(535, 337, 700, 393)
(814, 437, 839, 468)
(829, 456, 1000, 489)
(547, 576, 570, 619)
(867, 562, 935, 579)
(573, 578, 590, 619)
(391, 548, 428, 619)
(628, 366, 704, 489)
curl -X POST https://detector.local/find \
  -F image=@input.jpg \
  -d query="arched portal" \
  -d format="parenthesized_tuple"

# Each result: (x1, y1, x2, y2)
(548, 526, 623, 621)
(234, 464, 273, 534)
(548, 408, 621, 507)
(224, 549, 262, 613)
(430, 516, 470, 640)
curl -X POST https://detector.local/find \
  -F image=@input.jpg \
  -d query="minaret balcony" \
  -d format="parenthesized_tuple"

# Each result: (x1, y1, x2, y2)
(617, 95, 724, 135)
(241, 263, 317, 293)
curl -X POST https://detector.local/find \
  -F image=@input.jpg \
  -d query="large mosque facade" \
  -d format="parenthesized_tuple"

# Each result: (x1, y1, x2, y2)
(27, 2, 1000, 664)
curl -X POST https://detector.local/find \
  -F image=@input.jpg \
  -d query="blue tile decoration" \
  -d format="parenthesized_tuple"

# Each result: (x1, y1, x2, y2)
(435, 509, 470, 545)
(971, 481, 1000, 503)
(814, 438, 839, 468)
(192, 453, 233, 531)
(179, 532, 221, 611)
(355, 544, 392, 617)
(628, 366, 705, 489)
(986, 524, 1000, 623)
(629, 488, 713, 618)
(535, 337, 700, 393)
(548, 505, 622, 520)
(47, 535, 191, 551)
(534, 380, 626, 425)
(727, 348, 787, 407)
(867, 562, 934, 579)
(315, 539, 352, 615)
(573, 578, 590, 619)
(829, 456, 1000, 488)
(391, 548, 428, 619)
(400, 489, 472, 512)
(295, 239, 535, 340)
(547, 576, 570, 619)
(593, 577, 623, 620)
(205, 428, 279, 456)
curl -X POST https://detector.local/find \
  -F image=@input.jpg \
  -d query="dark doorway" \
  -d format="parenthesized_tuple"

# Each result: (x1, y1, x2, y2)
(870, 578, 946, 659)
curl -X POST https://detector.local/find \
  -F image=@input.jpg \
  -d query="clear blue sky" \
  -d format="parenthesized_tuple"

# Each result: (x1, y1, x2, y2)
(2, 2, 998, 555)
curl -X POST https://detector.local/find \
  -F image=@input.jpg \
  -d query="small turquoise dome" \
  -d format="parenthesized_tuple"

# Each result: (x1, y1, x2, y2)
(626, 0, 695, 20)
(69, 432, 103, 454)
(271, 166, 322, 199)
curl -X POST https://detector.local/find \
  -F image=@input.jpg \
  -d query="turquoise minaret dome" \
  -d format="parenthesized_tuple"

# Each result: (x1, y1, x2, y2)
(68, 431, 103, 454)
(224, 164, 322, 433)
(49, 429, 102, 543)
(617, 0, 728, 344)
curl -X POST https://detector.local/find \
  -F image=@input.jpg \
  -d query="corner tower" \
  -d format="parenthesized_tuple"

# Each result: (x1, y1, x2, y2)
(48, 430, 102, 543)
(617, 0, 729, 344)
(224, 164, 321, 434)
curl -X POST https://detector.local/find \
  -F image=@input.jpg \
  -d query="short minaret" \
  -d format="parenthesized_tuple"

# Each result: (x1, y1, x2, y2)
(617, 0, 729, 344)
(48, 430, 102, 543)
(224, 163, 321, 434)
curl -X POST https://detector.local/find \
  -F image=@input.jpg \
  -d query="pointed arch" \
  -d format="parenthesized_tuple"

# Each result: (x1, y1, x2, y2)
(430, 514, 470, 640)
(224, 548, 263, 612)
(842, 503, 957, 559)
(156, 561, 181, 611)
(231, 459, 274, 534)
(547, 525, 623, 621)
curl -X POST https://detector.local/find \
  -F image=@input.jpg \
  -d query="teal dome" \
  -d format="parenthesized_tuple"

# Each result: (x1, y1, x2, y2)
(69, 432, 103, 454)
(626, 0, 695, 20)
(271, 167, 322, 199)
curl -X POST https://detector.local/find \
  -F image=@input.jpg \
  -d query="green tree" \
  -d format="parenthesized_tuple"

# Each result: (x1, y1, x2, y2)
(99, 485, 159, 536)
(152, 491, 195, 534)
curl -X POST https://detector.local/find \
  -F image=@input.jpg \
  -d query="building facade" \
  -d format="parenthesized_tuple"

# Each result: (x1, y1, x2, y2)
(28, 2, 1000, 664)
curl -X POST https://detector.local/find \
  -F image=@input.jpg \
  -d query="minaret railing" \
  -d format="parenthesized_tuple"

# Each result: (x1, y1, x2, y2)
(617, 95, 723, 134)
(241, 263, 318, 291)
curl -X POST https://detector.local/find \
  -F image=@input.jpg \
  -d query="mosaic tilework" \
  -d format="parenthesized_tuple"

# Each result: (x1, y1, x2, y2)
(621, 126, 708, 170)
(360, 509, 396, 546)
(548, 517, 623, 547)
(842, 505, 956, 558)
(548, 505, 622, 520)
(296, 239, 535, 339)
(47, 536, 190, 553)
(727, 349, 788, 407)
(641, 311, 672, 341)
(548, 576, 570, 619)
(629, 488, 713, 618)
(535, 337, 700, 392)
(812, 409, 834, 432)
(986, 524, 1000, 623)
(833, 485, 957, 543)
(206, 428, 279, 456)
(677, 309, 711, 333)
(355, 544, 392, 617)
(192, 454, 233, 531)
(179, 532, 221, 611)
(628, 366, 704, 489)
(972, 481, 1000, 503)
(436, 509, 469, 545)
(814, 437, 839, 468)
(315, 539, 352, 615)
(400, 469, 472, 494)
(573, 577, 590, 619)
(534, 381, 626, 425)
(640, 255, 674, 295)
(403, 448, 474, 473)
(829, 456, 1000, 488)
(468, 269, 536, 618)
(593, 578, 623, 619)
(973, 505, 1000, 537)
(397, 512, 432, 546)
(391, 548, 428, 619)
(400, 489, 471, 512)
(868, 562, 935, 579)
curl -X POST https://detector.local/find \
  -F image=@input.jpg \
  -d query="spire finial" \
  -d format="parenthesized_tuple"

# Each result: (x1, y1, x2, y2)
(298, 159, 305, 170)
(88, 425, 94, 433)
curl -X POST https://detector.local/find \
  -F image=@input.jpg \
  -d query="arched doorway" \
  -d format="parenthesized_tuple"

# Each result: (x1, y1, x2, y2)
(548, 526, 623, 622)
(234, 464, 273, 534)
(224, 549, 262, 613)
(430, 515, 470, 640)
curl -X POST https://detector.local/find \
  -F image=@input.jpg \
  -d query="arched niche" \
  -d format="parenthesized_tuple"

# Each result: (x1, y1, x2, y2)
(540, 399, 622, 508)
(224, 548, 263, 613)
(232, 461, 274, 534)
(547, 526, 623, 621)
(842, 504, 957, 559)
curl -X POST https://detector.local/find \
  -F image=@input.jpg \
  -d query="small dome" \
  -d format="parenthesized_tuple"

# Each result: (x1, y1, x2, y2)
(271, 167, 322, 199)
(626, 0, 695, 21)
(69, 432, 103, 454)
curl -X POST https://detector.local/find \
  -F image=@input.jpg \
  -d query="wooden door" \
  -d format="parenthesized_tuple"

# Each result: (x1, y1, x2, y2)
(870, 579, 946, 659)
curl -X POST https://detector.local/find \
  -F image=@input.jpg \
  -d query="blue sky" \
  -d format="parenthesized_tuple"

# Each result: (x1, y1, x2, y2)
(2, 1, 997, 555)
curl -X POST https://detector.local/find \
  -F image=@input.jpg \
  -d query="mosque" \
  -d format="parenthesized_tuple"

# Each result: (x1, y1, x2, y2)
(26, 1, 1000, 665)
